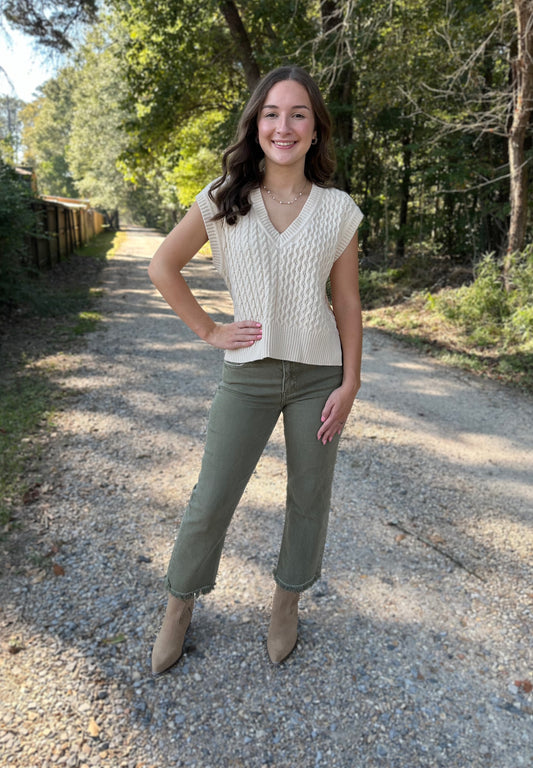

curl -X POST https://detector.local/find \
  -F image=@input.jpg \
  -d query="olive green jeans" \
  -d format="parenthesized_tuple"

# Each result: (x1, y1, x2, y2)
(165, 357, 343, 598)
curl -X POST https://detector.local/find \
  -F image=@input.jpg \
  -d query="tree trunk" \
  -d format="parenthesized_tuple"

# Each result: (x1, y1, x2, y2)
(396, 129, 412, 261)
(320, 0, 355, 192)
(218, 0, 261, 92)
(505, 0, 533, 285)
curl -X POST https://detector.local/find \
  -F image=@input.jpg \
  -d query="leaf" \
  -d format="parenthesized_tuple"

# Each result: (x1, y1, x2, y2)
(101, 633, 126, 645)
(52, 563, 65, 576)
(515, 680, 533, 694)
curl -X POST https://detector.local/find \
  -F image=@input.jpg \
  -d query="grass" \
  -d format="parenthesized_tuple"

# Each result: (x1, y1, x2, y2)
(362, 248, 533, 393)
(0, 230, 122, 528)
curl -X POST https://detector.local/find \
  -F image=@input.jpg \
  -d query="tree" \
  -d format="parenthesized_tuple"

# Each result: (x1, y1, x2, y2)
(66, 25, 131, 210)
(115, 0, 358, 201)
(394, 0, 532, 262)
(0, 95, 24, 163)
(1, 0, 97, 51)
(506, 0, 533, 263)
(15, 0, 529, 260)
(164, 111, 228, 208)
(218, 0, 261, 91)
(20, 69, 78, 197)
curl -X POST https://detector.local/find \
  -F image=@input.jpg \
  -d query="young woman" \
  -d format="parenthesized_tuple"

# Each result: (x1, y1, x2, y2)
(148, 65, 363, 674)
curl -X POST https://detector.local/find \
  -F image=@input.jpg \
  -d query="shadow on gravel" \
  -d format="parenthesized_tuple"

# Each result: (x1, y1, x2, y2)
(1, 241, 532, 767)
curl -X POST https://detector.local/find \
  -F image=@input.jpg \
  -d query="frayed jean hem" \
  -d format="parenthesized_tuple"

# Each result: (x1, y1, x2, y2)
(166, 578, 215, 601)
(273, 569, 321, 594)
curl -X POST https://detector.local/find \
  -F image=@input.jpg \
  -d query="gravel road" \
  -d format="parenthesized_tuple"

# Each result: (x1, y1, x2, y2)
(1, 226, 532, 768)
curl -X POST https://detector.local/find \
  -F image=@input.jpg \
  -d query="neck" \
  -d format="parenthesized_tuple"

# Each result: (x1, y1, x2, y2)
(262, 165, 307, 196)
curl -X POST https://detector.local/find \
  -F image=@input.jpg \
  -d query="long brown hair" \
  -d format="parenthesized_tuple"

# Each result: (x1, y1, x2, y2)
(209, 66, 336, 225)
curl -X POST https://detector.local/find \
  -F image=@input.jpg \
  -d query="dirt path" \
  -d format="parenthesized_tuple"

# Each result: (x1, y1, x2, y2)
(1, 226, 532, 768)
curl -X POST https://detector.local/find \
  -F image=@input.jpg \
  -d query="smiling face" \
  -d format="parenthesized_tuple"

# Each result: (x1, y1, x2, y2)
(257, 79, 317, 173)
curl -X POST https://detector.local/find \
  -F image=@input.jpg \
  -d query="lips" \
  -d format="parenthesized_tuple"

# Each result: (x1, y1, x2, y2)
(273, 140, 297, 148)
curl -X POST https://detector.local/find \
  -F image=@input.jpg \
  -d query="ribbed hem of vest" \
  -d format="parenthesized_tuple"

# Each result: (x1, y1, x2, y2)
(225, 323, 342, 367)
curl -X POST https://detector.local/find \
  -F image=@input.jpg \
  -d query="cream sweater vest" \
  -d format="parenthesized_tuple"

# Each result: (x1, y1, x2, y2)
(196, 182, 363, 366)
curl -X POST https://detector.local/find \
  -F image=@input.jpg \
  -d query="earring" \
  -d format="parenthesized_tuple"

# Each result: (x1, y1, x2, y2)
(311, 137, 318, 145)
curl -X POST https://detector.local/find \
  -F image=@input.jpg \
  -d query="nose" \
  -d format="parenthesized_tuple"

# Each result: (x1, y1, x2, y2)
(275, 114, 290, 134)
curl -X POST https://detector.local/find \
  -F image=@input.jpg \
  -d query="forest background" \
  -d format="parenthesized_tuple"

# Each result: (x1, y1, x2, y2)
(0, 0, 532, 388)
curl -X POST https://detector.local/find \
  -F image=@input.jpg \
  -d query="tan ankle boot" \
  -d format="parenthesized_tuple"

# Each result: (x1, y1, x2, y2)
(151, 595, 194, 676)
(267, 585, 299, 664)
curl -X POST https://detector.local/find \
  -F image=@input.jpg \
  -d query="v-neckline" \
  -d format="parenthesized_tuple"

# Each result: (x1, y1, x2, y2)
(251, 184, 319, 241)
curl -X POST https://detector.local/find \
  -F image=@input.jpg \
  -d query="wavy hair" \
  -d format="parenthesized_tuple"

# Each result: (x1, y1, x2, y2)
(209, 66, 336, 225)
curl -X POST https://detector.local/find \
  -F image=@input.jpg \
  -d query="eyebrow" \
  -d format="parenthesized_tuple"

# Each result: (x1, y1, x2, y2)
(261, 104, 311, 110)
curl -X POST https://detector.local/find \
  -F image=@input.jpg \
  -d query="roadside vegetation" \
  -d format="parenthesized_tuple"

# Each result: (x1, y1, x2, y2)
(0, 230, 123, 529)
(361, 247, 533, 392)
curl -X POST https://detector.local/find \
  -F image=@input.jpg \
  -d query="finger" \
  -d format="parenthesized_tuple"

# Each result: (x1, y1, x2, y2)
(317, 417, 333, 442)
(236, 321, 262, 331)
(318, 415, 345, 443)
(236, 324, 262, 339)
(320, 399, 334, 425)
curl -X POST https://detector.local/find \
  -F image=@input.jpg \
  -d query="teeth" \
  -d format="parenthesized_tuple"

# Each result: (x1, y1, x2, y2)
(274, 141, 295, 146)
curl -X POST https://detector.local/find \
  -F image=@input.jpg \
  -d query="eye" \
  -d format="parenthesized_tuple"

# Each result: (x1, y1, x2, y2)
(293, 112, 306, 119)
(264, 112, 277, 119)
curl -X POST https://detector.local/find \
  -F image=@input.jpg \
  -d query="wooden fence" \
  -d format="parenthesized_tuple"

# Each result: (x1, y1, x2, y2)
(28, 196, 105, 271)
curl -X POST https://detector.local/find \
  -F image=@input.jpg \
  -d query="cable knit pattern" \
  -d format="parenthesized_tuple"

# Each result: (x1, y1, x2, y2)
(196, 182, 364, 366)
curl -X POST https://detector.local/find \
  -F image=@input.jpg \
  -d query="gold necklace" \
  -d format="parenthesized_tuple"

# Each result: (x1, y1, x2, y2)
(262, 184, 306, 205)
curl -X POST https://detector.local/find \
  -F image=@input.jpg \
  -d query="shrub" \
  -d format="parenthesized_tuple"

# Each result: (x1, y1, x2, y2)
(0, 159, 37, 314)
(432, 247, 533, 348)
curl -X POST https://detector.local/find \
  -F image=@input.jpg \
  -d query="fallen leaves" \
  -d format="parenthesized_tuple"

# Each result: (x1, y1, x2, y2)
(7, 636, 25, 655)
(515, 680, 533, 694)
(23, 483, 42, 505)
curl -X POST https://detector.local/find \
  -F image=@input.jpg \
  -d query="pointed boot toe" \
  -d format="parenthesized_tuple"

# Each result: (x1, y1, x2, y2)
(151, 596, 194, 676)
(267, 585, 299, 664)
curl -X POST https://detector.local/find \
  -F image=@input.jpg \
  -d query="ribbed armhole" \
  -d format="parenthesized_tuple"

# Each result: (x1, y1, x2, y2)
(196, 186, 223, 272)
(335, 198, 364, 259)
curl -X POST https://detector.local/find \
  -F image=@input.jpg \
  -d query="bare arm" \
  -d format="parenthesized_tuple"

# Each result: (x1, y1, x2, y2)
(148, 202, 262, 349)
(317, 232, 362, 444)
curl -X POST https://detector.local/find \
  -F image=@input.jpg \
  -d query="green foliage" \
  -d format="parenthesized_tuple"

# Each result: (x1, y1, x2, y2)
(359, 267, 404, 308)
(165, 111, 227, 207)
(66, 22, 132, 210)
(14, 0, 532, 253)
(72, 310, 101, 334)
(0, 95, 25, 163)
(115, 0, 320, 207)
(0, 158, 38, 313)
(21, 70, 79, 198)
(1, 228, 115, 319)
(359, 250, 458, 308)
(431, 248, 533, 348)
(348, 0, 518, 262)
(19, 16, 166, 226)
